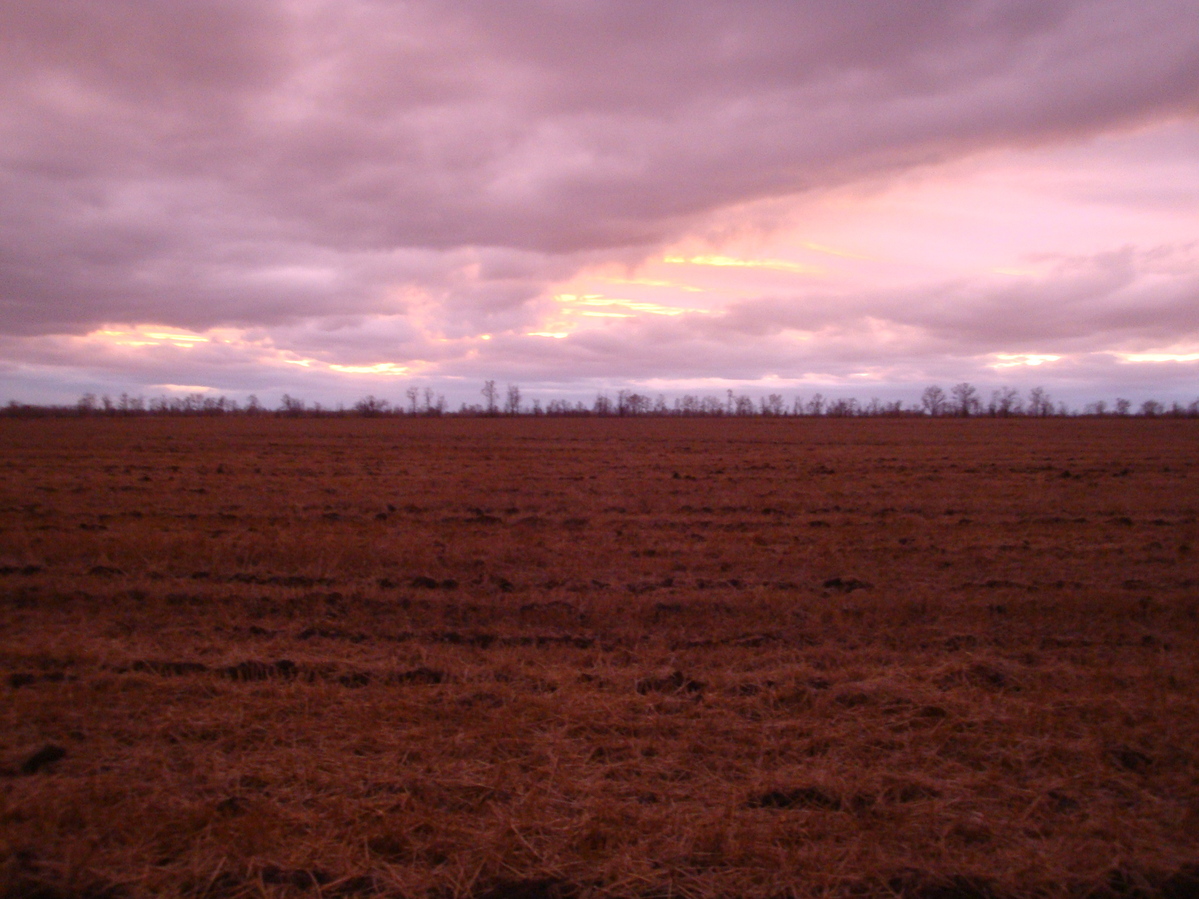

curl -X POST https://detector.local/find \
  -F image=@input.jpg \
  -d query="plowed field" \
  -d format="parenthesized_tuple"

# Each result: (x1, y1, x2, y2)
(2, 417, 1197, 899)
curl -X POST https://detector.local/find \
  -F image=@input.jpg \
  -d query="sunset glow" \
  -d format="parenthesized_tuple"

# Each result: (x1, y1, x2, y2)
(0, 2, 1195, 407)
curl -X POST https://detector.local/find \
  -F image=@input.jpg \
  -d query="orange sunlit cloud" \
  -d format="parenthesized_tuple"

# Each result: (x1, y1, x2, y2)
(663, 255, 822, 275)
(990, 354, 1064, 369)
(97, 328, 211, 348)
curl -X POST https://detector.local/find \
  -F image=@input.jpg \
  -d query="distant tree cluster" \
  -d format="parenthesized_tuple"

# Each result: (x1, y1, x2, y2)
(3, 382, 1198, 419)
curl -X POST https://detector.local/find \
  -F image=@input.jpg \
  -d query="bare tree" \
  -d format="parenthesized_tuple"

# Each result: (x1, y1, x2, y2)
(482, 380, 498, 415)
(505, 384, 522, 415)
(1027, 386, 1052, 417)
(1115, 398, 1131, 416)
(990, 387, 1021, 417)
(278, 394, 305, 417)
(950, 382, 981, 417)
(423, 387, 435, 415)
(354, 395, 389, 417)
(804, 393, 825, 416)
(921, 385, 947, 416)
(761, 394, 785, 416)
(615, 391, 649, 415)
(406, 386, 420, 416)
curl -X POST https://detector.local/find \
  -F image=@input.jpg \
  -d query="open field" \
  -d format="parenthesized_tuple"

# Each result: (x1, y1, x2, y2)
(1, 417, 1197, 899)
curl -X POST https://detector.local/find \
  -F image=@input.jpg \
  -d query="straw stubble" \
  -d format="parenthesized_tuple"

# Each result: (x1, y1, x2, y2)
(1, 416, 1196, 898)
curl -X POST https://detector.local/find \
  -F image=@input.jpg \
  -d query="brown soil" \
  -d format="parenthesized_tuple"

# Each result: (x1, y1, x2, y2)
(1, 417, 1197, 898)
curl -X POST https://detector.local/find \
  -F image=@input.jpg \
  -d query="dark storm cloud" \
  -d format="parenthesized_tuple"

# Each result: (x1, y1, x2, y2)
(2, 0, 1197, 340)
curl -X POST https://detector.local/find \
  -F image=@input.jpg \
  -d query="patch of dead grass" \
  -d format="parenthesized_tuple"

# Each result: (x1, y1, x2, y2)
(1, 417, 1197, 898)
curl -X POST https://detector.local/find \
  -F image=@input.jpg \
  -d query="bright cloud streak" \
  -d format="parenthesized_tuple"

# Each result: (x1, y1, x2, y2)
(663, 255, 822, 275)
(553, 293, 706, 321)
(327, 363, 411, 375)
(991, 354, 1064, 368)
(142, 333, 209, 343)
(97, 328, 212, 348)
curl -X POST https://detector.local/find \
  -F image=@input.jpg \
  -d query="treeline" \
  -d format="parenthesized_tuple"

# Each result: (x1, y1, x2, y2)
(3, 381, 1198, 419)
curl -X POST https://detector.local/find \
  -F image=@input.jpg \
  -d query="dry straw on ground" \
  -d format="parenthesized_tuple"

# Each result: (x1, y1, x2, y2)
(1, 417, 1196, 899)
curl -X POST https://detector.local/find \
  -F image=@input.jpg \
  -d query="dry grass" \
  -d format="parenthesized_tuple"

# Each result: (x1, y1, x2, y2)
(1, 417, 1197, 899)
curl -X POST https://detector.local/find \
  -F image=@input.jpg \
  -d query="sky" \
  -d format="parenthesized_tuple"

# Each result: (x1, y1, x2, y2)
(2, 0, 1198, 409)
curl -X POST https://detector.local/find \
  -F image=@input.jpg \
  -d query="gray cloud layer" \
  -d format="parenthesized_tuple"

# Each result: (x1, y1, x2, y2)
(1, 1, 1197, 396)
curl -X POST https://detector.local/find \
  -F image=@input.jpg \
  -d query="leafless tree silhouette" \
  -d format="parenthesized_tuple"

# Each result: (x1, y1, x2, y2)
(505, 384, 522, 415)
(990, 387, 1021, 416)
(1027, 387, 1053, 417)
(482, 381, 498, 415)
(921, 386, 947, 416)
(951, 383, 981, 416)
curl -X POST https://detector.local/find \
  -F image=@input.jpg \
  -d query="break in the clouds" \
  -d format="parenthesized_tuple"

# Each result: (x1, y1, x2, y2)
(1, 0, 1198, 405)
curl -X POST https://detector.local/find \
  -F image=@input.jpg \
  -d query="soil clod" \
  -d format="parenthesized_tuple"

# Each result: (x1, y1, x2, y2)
(21, 744, 67, 775)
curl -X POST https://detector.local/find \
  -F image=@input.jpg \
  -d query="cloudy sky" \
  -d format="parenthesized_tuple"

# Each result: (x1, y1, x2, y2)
(2, 0, 1198, 408)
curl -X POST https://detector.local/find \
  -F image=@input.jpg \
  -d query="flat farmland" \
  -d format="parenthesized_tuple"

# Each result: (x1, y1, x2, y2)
(1, 417, 1197, 899)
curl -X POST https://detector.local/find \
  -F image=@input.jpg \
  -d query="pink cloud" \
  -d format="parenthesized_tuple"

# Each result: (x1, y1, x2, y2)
(1, 1, 1197, 401)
